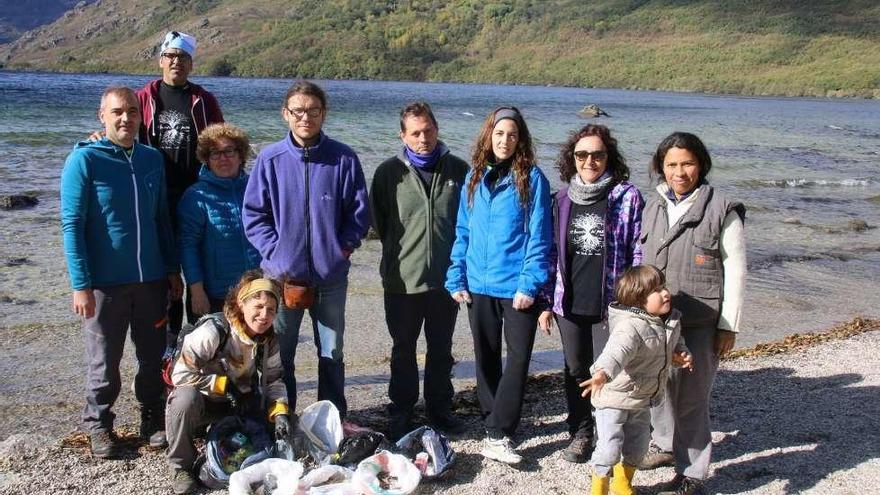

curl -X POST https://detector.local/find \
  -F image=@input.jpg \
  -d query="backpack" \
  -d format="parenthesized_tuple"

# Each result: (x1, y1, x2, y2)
(162, 312, 231, 389)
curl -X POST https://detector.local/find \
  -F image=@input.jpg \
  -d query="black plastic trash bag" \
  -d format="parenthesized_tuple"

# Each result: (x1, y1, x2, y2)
(333, 431, 392, 467)
(393, 426, 455, 478)
(199, 415, 274, 489)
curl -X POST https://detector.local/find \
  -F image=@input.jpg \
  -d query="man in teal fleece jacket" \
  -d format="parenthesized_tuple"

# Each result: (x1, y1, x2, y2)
(61, 86, 179, 459)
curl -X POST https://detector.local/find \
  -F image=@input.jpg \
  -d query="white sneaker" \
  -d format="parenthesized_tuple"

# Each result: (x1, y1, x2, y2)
(481, 436, 522, 464)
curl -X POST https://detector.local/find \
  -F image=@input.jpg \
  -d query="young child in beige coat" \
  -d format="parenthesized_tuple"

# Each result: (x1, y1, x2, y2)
(580, 265, 693, 495)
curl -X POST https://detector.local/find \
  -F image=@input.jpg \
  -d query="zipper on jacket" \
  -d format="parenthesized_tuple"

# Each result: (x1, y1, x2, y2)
(191, 96, 206, 133)
(124, 148, 144, 282)
(405, 158, 434, 271)
(652, 327, 670, 401)
(426, 163, 438, 271)
(304, 147, 312, 282)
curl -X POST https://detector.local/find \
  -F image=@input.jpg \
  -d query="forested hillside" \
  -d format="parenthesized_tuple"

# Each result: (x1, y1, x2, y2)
(1, 0, 877, 97)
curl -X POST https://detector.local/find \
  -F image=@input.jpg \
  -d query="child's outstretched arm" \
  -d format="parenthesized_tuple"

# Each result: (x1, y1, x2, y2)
(579, 369, 608, 397)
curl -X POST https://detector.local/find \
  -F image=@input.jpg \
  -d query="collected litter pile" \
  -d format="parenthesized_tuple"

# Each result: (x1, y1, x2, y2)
(203, 401, 455, 495)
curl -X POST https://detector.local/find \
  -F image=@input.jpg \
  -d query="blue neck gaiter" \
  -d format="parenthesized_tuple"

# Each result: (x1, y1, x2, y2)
(405, 145, 442, 171)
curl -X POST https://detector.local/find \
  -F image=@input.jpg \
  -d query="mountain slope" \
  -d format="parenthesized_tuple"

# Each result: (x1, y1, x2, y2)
(0, 0, 97, 43)
(1, 0, 877, 97)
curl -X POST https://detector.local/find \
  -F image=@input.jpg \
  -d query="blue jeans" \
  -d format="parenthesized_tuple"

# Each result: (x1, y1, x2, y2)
(274, 281, 348, 416)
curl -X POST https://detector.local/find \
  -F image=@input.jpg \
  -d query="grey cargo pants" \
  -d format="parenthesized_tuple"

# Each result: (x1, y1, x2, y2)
(81, 279, 167, 433)
(165, 386, 232, 470)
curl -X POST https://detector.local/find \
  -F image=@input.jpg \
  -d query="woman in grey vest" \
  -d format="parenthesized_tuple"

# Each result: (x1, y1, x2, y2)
(638, 132, 746, 495)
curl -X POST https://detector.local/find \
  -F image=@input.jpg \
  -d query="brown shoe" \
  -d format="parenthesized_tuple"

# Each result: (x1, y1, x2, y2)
(172, 469, 198, 495)
(89, 430, 119, 459)
(658, 475, 707, 495)
(640, 443, 674, 469)
(562, 435, 592, 463)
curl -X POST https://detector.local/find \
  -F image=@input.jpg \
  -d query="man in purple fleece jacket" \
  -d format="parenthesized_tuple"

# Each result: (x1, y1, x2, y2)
(242, 81, 370, 416)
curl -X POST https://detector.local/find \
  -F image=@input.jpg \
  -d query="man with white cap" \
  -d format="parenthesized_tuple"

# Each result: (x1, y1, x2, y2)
(134, 30, 225, 449)
(138, 35, 224, 330)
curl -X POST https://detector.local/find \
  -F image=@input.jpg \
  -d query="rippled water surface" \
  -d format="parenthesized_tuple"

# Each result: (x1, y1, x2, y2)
(1, 71, 878, 344)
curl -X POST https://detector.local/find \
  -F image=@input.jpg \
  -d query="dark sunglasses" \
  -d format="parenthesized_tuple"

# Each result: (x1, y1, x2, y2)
(574, 150, 608, 162)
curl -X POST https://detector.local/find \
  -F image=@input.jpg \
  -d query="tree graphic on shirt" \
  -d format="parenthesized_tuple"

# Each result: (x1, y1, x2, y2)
(571, 212, 605, 256)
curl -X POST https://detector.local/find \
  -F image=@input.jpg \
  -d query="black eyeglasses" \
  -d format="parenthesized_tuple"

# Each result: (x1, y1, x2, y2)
(286, 107, 323, 119)
(574, 150, 608, 162)
(161, 52, 191, 62)
(208, 148, 238, 160)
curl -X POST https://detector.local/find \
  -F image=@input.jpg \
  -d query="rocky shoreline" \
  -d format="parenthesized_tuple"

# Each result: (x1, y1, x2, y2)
(1, 317, 878, 494)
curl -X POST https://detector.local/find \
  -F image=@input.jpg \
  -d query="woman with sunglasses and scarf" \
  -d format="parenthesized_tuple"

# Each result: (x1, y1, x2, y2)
(537, 124, 644, 464)
(446, 107, 553, 464)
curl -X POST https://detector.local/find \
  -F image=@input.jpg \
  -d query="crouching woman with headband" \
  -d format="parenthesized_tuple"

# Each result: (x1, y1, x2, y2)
(164, 271, 290, 494)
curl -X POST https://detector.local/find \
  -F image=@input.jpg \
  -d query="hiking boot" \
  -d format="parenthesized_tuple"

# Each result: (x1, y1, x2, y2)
(640, 442, 674, 469)
(171, 468, 198, 495)
(561, 432, 593, 463)
(658, 475, 706, 495)
(89, 430, 119, 459)
(426, 411, 466, 435)
(481, 435, 522, 464)
(140, 404, 168, 448)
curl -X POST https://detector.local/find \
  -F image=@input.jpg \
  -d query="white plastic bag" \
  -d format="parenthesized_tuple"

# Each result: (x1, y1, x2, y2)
(297, 465, 354, 495)
(228, 458, 304, 495)
(352, 450, 421, 495)
(299, 400, 344, 464)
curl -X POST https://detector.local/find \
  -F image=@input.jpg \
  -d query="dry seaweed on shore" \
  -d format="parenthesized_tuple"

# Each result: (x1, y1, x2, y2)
(725, 316, 880, 360)
(60, 425, 166, 456)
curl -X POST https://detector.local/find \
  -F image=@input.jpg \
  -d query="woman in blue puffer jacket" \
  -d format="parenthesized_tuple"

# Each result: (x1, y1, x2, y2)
(445, 106, 553, 465)
(178, 123, 262, 317)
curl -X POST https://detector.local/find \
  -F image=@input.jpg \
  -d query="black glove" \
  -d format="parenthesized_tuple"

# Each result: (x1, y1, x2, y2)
(274, 413, 291, 440)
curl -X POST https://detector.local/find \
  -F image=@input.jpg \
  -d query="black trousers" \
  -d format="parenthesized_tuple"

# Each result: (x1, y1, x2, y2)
(385, 290, 458, 415)
(468, 293, 539, 437)
(555, 312, 603, 436)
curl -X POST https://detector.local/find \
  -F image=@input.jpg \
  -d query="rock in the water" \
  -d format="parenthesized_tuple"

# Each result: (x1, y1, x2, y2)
(577, 104, 610, 118)
(0, 194, 38, 210)
(847, 219, 870, 232)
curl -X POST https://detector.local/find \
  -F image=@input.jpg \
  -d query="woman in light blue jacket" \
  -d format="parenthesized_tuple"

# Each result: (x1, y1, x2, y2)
(445, 106, 553, 465)
(178, 123, 261, 317)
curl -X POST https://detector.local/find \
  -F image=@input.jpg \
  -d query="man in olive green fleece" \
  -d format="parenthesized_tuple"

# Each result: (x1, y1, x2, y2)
(370, 101, 469, 440)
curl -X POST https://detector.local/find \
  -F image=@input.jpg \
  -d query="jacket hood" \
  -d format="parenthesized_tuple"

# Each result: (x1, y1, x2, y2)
(607, 302, 681, 330)
(395, 140, 450, 164)
(144, 78, 209, 97)
(73, 137, 132, 154)
(197, 163, 248, 189)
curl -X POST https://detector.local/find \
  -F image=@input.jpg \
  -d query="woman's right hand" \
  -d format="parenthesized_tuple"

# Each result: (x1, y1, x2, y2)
(538, 310, 554, 335)
(190, 283, 210, 316)
(451, 290, 472, 304)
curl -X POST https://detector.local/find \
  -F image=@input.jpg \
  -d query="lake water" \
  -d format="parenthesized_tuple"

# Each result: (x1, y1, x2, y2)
(1, 71, 879, 346)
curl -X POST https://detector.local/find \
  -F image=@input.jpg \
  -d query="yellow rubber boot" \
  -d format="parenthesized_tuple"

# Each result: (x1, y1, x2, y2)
(610, 462, 636, 495)
(591, 473, 610, 495)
